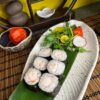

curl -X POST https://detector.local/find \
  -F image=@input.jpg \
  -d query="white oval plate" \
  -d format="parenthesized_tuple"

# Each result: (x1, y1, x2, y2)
(21, 20, 99, 100)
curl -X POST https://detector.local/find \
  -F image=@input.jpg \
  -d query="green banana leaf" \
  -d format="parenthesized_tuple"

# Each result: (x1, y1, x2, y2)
(9, 50, 78, 100)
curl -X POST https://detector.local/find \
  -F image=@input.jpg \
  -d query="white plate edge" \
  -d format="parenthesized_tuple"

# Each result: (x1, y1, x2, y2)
(75, 20, 99, 100)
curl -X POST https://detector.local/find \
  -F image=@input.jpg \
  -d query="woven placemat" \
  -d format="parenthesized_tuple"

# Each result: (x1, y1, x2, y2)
(0, 14, 100, 100)
(82, 14, 100, 100)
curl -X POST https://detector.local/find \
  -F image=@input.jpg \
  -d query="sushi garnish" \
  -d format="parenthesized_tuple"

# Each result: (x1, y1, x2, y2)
(73, 26, 83, 37)
(73, 36, 87, 47)
(60, 35, 69, 43)
(42, 23, 88, 53)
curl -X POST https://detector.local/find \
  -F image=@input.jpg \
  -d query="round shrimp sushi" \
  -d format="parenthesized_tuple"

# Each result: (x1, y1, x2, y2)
(33, 57, 48, 71)
(39, 73, 59, 93)
(51, 49, 67, 61)
(24, 68, 41, 86)
(47, 60, 65, 75)
(38, 48, 52, 57)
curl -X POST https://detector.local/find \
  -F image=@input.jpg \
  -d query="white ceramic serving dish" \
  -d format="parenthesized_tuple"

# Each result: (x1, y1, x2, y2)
(21, 20, 99, 100)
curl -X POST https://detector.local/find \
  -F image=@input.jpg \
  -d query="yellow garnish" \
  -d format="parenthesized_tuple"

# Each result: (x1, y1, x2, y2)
(54, 27, 64, 32)
(60, 35, 69, 43)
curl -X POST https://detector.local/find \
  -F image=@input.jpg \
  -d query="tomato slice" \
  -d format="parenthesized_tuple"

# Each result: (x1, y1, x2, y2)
(73, 26, 83, 37)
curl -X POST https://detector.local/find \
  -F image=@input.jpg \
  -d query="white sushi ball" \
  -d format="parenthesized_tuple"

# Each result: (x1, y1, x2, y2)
(51, 50, 67, 61)
(33, 57, 48, 71)
(39, 73, 59, 93)
(24, 68, 41, 86)
(47, 60, 65, 75)
(38, 48, 52, 57)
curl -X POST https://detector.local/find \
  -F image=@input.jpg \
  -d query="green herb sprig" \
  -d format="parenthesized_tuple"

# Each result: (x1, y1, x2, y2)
(42, 22, 88, 53)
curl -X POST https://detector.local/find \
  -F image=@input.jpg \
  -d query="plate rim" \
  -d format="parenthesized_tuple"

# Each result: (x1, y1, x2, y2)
(75, 20, 99, 100)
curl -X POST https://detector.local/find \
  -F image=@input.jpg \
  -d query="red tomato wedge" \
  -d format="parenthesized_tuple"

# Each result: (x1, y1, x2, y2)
(9, 27, 27, 45)
(73, 26, 83, 37)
